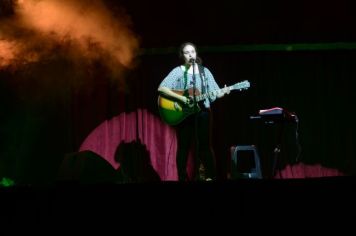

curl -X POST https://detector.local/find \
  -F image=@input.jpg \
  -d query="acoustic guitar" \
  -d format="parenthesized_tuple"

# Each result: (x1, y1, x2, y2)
(158, 80, 250, 125)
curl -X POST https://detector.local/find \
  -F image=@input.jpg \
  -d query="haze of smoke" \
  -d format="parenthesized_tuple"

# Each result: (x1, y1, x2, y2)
(0, 0, 139, 76)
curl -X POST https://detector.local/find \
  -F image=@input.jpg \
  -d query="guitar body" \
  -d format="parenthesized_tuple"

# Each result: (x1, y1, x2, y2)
(158, 89, 201, 125)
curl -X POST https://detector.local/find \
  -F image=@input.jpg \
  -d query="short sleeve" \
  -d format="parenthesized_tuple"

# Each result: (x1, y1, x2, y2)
(204, 67, 220, 91)
(159, 67, 182, 89)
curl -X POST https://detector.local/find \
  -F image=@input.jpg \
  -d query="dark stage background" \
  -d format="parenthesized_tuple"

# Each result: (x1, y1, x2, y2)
(1, 0, 356, 185)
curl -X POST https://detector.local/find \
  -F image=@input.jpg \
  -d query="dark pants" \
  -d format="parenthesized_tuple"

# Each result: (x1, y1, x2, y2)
(175, 109, 216, 181)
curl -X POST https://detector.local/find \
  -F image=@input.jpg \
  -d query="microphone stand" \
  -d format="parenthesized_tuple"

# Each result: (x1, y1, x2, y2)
(191, 59, 200, 180)
(191, 59, 197, 112)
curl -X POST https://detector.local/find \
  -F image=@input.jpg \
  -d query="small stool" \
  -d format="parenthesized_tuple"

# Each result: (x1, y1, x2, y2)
(230, 145, 262, 179)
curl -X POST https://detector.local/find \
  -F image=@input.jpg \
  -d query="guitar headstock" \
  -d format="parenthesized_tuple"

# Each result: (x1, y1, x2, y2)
(233, 80, 250, 91)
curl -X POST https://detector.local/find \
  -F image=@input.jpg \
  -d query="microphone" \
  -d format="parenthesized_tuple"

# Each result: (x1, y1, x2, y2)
(189, 58, 195, 63)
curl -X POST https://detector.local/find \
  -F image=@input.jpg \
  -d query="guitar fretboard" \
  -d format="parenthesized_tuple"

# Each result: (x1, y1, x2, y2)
(195, 85, 234, 102)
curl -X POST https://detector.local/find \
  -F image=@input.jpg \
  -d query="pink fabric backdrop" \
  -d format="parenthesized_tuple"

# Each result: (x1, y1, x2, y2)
(275, 163, 345, 179)
(79, 108, 179, 180)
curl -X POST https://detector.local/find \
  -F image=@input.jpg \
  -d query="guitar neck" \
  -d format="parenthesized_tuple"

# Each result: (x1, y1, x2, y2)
(195, 85, 234, 102)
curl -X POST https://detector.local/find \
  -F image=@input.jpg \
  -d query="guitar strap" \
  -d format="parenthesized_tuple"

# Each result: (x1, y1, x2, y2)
(183, 65, 189, 96)
(198, 64, 209, 97)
